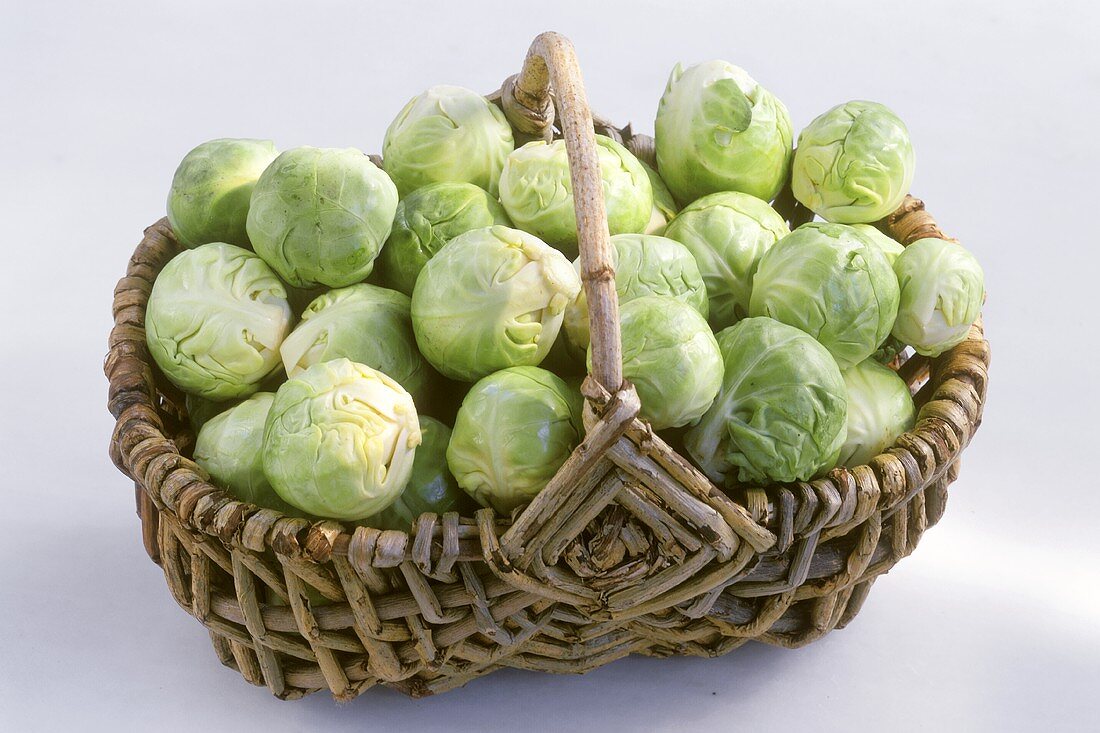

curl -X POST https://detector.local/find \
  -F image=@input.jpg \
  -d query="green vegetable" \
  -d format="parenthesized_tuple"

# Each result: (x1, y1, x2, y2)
(891, 238, 985, 356)
(369, 417, 475, 530)
(851, 224, 905, 264)
(279, 284, 432, 404)
(146, 243, 292, 400)
(664, 191, 790, 331)
(562, 233, 708, 356)
(262, 359, 421, 520)
(382, 85, 514, 197)
(447, 366, 582, 514)
(498, 136, 652, 256)
(378, 182, 511, 295)
(411, 225, 581, 382)
(684, 317, 847, 485)
(655, 60, 793, 204)
(640, 161, 679, 235)
(838, 359, 915, 467)
(792, 101, 915, 223)
(246, 146, 398, 288)
(749, 222, 900, 369)
(193, 393, 299, 514)
(593, 296, 722, 430)
(167, 138, 278, 249)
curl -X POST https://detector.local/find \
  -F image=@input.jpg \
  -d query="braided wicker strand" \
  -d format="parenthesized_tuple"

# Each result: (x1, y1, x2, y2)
(104, 33, 990, 699)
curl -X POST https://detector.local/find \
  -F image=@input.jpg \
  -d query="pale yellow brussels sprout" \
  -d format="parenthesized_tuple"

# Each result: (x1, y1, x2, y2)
(562, 233, 708, 357)
(411, 226, 581, 382)
(382, 85, 515, 197)
(447, 367, 582, 514)
(592, 296, 722, 430)
(193, 393, 298, 514)
(892, 238, 985, 356)
(498, 136, 652, 257)
(146, 243, 292, 400)
(262, 359, 421, 520)
(246, 146, 398, 288)
(792, 101, 915, 224)
(838, 359, 916, 467)
(655, 60, 793, 204)
(167, 138, 278, 249)
(279, 284, 431, 404)
(664, 191, 790, 331)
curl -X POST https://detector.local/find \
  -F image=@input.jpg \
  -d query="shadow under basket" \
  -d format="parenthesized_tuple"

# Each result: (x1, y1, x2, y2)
(104, 32, 991, 700)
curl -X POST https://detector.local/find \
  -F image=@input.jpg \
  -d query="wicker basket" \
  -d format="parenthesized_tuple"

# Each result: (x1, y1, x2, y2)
(104, 32, 990, 700)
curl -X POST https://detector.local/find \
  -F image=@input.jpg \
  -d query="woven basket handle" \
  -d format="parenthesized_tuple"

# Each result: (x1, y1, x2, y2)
(499, 32, 623, 393)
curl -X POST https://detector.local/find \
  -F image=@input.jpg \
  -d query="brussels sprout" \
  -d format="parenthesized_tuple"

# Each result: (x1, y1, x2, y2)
(685, 318, 847, 485)
(193, 393, 299, 514)
(655, 60, 793, 204)
(246, 146, 398, 288)
(369, 417, 476, 530)
(279, 284, 431, 403)
(749, 222, 900, 369)
(837, 359, 915, 467)
(378, 182, 511, 295)
(263, 359, 422, 520)
(563, 233, 708, 356)
(871, 334, 907, 366)
(185, 393, 236, 433)
(664, 191, 790, 331)
(447, 367, 582, 514)
(593, 296, 722, 430)
(891, 238, 985, 357)
(498, 136, 652, 256)
(851, 224, 905, 265)
(792, 101, 915, 224)
(146, 243, 292, 400)
(166, 138, 279, 249)
(640, 161, 679, 235)
(382, 85, 514, 197)
(411, 226, 581, 382)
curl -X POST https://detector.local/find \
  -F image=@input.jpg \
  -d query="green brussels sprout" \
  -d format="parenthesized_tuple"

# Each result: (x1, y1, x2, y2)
(411, 226, 581, 382)
(369, 417, 476, 530)
(891, 238, 985, 357)
(263, 359, 422, 520)
(837, 359, 916, 467)
(279, 284, 431, 403)
(378, 182, 511, 295)
(749, 222, 900, 369)
(655, 60, 793, 204)
(563, 233, 708, 356)
(792, 101, 915, 224)
(382, 85, 515, 197)
(146, 243, 292, 400)
(851, 224, 905, 265)
(498, 136, 652, 256)
(246, 146, 398, 288)
(592, 296, 722, 430)
(185, 393, 235, 433)
(166, 138, 279, 249)
(193, 393, 299, 514)
(685, 318, 848, 485)
(447, 367, 582, 514)
(640, 161, 679, 235)
(664, 191, 790, 331)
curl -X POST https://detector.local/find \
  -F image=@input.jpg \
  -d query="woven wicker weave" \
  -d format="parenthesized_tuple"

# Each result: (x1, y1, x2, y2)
(104, 32, 990, 700)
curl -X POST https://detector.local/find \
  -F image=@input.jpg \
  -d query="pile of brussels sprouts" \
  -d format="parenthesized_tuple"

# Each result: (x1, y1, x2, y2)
(149, 61, 985, 528)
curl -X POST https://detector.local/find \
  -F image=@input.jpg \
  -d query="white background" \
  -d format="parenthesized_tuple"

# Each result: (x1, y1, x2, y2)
(2, 1, 1098, 731)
